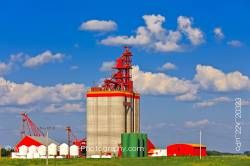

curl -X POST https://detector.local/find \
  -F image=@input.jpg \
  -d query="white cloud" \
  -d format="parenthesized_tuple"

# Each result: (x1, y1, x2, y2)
(0, 62, 11, 76)
(194, 97, 231, 108)
(101, 14, 204, 52)
(0, 77, 85, 113)
(154, 30, 182, 52)
(177, 16, 204, 45)
(79, 20, 117, 31)
(213, 27, 224, 40)
(227, 40, 243, 47)
(159, 62, 177, 71)
(100, 61, 115, 72)
(195, 65, 250, 92)
(132, 66, 198, 100)
(185, 119, 209, 128)
(101, 26, 150, 45)
(23, 50, 65, 68)
(0, 53, 26, 76)
(44, 103, 84, 113)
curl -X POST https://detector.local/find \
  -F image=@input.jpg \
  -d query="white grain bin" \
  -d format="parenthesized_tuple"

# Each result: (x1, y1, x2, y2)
(19, 155, 27, 159)
(48, 143, 57, 156)
(27, 152, 34, 159)
(70, 145, 79, 157)
(28, 145, 38, 153)
(19, 145, 28, 156)
(38, 145, 47, 156)
(59, 143, 69, 156)
(33, 152, 40, 159)
(11, 152, 19, 159)
(56, 156, 63, 159)
(40, 156, 47, 159)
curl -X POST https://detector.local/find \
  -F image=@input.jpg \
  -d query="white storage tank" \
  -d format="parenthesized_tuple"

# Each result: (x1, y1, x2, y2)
(33, 152, 40, 159)
(48, 143, 57, 156)
(28, 145, 38, 153)
(19, 145, 28, 156)
(38, 145, 47, 156)
(70, 145, 79, 157)
(11, 152, 19, 159)
(27, 152, 34, 159)
(59, 143, 69, 156)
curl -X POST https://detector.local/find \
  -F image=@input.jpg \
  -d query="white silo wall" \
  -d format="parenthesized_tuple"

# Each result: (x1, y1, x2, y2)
(86, 92, 140, 157)
(48, 143, 57, 156)
(59, 143, 69, 156)
(70, 145, 79, 156)
(38, 145, 46, 156)
(19, 145, 28, 156)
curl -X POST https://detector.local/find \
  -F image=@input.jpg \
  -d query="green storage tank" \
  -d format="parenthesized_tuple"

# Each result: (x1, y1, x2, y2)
(142, 134, 148, 157)
(138, 134, 144, 157)
(128, 133, 139, 157)
(121, 133, 147, 158)
(121, 133, 129, 157)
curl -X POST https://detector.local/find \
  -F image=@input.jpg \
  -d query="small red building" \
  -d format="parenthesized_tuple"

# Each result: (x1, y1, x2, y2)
(167, 143, 207, 157)
(15, 135, 58, 151)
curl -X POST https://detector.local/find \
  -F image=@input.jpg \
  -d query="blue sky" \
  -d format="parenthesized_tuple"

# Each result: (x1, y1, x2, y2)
(0, 0, 250, 152)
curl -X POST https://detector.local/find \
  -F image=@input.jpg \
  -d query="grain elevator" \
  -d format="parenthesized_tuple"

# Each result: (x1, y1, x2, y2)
(86, 47, 140, 156)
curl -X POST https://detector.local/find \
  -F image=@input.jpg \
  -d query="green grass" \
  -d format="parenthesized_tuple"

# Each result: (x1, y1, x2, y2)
(0, 156, 249, 166)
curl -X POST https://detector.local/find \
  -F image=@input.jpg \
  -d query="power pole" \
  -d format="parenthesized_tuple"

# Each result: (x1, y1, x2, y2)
(65, 126, 71, 158)
(199, 130, 202, 160)
(40, 126, 55, 166)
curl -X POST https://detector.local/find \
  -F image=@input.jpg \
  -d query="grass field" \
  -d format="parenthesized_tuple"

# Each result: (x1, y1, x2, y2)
(0, 156, 249, 166)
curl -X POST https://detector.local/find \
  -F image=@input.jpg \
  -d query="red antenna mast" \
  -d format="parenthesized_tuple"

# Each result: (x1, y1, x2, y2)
(102, 46, 134, 92)
(20, 112, 45, 138)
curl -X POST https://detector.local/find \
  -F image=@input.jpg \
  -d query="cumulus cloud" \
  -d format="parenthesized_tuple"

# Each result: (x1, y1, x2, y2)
(185, 119, 209, 128)
(194, 97, 231, 108)
(44, 103, 84, 113)
(194, 65, 250, 92)
(177, 16, 204, 45)
(23, 50, 64, 68)
(100, 61, 115, 72)
(213, 27, 224, 40)
(159, 62, 177, 71)
(101, 14, 204, 52)
(132, 65, 198, 101)
(227, 40, 243, 47)
(79, 20, 117, 31)
(0, 77, 85, 113)
(101, 26, 150, 45)
(0, 62, 11, 76)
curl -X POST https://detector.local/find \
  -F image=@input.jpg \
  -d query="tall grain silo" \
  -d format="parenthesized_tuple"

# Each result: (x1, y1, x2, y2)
(86, 47, 140, 157)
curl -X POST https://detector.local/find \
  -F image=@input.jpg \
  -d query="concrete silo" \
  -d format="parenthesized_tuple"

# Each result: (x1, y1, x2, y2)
(86, 47, 140, 157)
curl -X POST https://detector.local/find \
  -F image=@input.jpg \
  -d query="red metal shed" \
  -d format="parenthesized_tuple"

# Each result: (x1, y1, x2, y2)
(15, 135, 58, 151)
(167, 143, 207, 157)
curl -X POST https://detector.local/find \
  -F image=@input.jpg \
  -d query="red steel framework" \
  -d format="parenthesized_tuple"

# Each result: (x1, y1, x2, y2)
(20, 112, 45, 138)
(97, 46, 134, 92)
